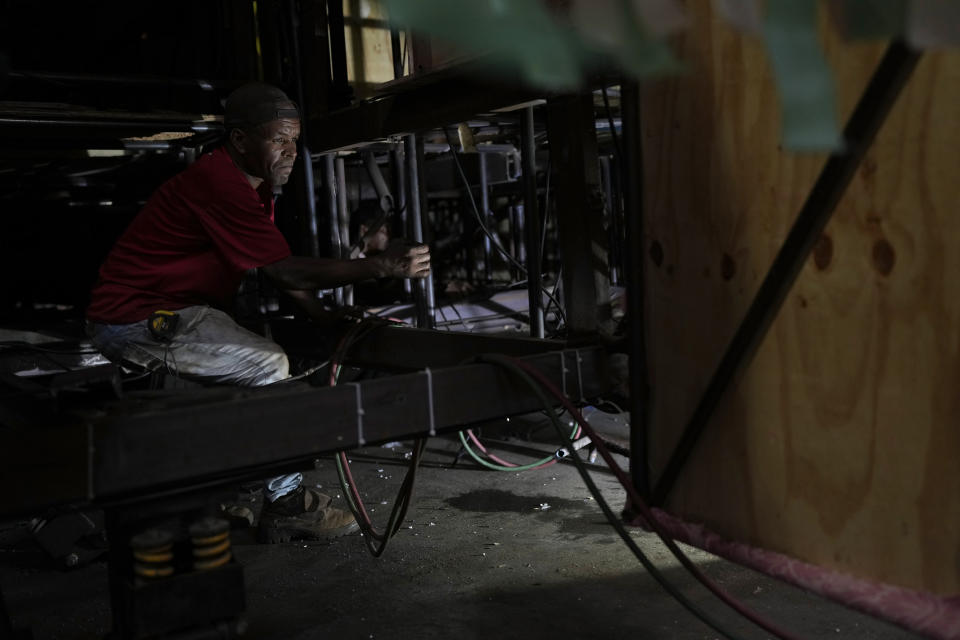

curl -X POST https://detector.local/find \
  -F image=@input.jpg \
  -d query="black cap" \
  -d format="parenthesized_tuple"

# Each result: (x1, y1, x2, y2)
(224, 83, 299, 130)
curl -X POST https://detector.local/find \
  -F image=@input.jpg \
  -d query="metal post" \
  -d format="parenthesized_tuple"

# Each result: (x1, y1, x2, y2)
(511, 204, 526, 277)
(391, 143, 412, 296)
(479, 152, 493, 282)
(335, 156, 353, 306)
(285, 0, 320, 259)
(325, 0, 352, 107)
(405, 134, 435, 328)
(324, 155, 345, 306)
(651, 41, 922, 506)
(621, 80, 651, 501)
(520, 106, 544, 339)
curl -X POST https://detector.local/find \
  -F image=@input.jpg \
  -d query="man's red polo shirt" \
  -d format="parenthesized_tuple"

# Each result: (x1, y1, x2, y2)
(86, 146, 292, 324)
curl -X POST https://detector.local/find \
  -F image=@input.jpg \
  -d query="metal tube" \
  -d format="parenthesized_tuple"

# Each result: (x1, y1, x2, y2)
(513, 204, 527, 281)
(362, 150, 395, 215)
(8, 69, 222, 89)
(300, 160, 320, 258)
(508, 204, 517, 273)
(651, 41, 922, 506)
(0, 117, 215, 131)
(600, 154, 620, 286)
(324, 155, 345, 306)
(391, 143, 412, 296)
(520, 106, 544, 339)
(479, 152, 492, 282)
(416, 136, 437, 327)
(516, 204, 526, 266)
(621, 80, 650, 501)
(335, 156, 353, 306)
(404, 134, 435, 328)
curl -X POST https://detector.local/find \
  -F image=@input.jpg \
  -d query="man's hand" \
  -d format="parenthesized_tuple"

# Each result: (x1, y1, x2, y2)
(374, 241, 431, 279)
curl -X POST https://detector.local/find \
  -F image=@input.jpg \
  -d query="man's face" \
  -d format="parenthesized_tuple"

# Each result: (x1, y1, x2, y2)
(238, 117, 301, 185)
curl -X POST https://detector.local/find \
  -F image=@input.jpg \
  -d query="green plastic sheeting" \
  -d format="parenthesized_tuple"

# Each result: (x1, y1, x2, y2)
(385, 0, 583, 89)
(763, 0, 843, 150)
(386, 0, 852, 151)
(384, 0, 680, 89)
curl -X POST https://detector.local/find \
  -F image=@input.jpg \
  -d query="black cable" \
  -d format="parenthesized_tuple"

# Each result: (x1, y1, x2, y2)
(442, 127, 527, 274)
(446, 298, 471, 332)
(601, 85, 626, 282)
(541, 266, 563, 327)
(442, 127, 568, 330)
(435, 304, 455, 331)
(329, 319, 429, 557)
(601, 86, 622, 163)
(498, 355, 804, 640)
(336, 438, 427, 557)
(162, 343, 179, 380)
(268, 359, 331, 384)
(476, 354, 745, 640)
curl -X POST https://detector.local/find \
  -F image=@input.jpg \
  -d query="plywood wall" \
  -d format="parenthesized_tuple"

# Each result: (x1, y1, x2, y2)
(641, 5, 960, 595)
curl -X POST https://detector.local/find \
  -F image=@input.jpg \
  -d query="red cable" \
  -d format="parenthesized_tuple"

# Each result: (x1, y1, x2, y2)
(507, 356, 804, 640)
(465, 428, 557, 470)
(331, 322, 391, 541)
(337, 450, 384, 539)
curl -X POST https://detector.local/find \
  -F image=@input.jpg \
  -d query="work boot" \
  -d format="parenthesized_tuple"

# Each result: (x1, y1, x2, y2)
(257, 486, 359, 543)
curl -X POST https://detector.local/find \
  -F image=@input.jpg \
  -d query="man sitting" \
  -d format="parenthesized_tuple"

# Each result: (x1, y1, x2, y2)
(86, 83, 430, 542)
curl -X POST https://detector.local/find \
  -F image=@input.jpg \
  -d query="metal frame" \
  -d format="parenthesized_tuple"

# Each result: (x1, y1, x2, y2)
(647, 41, 922, 506)
(620, 79, 651, 499)
(0, 341, 607, 514)
(520, 106, 545, 338)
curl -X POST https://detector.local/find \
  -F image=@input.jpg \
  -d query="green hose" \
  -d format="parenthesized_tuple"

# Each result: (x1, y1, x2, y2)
(457, 415, 579, 472)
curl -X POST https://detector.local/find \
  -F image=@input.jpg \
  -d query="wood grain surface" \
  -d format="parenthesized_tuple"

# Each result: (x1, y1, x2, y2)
(641, 4, 960, 595)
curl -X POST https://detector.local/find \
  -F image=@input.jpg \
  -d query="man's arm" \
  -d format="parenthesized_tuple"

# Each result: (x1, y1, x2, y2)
(262, 242, 430, 291)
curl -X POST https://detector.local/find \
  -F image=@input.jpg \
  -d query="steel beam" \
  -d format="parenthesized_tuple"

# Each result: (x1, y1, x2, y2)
(87, 346, 607, 500)
(391, 143, 413, 296)
(1, 339, 598, 515)
(322, 154, 346, 303)
(308, 62, 552, 153)
(650, 42, 922, 506)
(339, 325, 565, 370)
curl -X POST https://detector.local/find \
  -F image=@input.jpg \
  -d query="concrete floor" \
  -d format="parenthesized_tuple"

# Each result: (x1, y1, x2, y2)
(1, 414, 921, 640)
